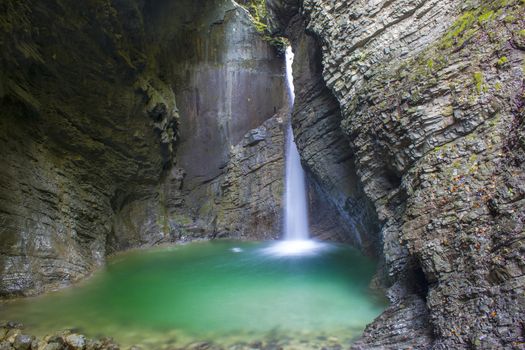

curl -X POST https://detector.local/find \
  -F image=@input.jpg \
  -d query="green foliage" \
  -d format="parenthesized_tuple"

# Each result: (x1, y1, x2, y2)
(473, 72, 487, 93)
(497, 56, 509, 66)
(439, 0, 521, 50)
(238, 0, 288, 53)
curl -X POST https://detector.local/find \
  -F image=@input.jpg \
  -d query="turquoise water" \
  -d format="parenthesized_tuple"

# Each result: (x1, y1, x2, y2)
(0, 241, 386, 347)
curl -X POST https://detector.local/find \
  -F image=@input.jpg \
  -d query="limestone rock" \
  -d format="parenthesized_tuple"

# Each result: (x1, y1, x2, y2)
(12, 334, 33, 350)
(64, 334, 86, 350)
(0, 0, 287, 296)
(270, 0, 525, 348)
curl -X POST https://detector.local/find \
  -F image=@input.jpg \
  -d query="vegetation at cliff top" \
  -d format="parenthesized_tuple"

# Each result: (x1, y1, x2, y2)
(237, 0, 288, 53)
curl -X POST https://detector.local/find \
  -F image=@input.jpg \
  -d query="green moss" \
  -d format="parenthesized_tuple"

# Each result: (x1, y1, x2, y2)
(497, 56, 509, 66)
(443, 105, 454, 116)
(518, 30, 525, 37)
(473, 72, 485, 93)
(238, 0, 288, 52)
(495, 82, 503, 90)
(504, 15, 516, 22)
(489, 114, 501, 127)
(440, 11, 476, 49)
(438, 0, 522, 50)
(478, 10, 495, 24)
(427, 59, 434, 70)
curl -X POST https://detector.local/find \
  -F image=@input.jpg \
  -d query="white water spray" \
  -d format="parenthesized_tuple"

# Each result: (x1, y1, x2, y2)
(264, 47, 324, 256)
(283, 47, 309, 241)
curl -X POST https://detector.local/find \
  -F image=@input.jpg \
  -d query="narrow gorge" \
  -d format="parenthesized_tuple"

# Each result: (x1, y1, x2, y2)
(0, 0, 524, 349)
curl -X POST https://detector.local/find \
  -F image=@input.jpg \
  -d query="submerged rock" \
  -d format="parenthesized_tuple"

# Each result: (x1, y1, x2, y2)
(42, 343, 63, 350)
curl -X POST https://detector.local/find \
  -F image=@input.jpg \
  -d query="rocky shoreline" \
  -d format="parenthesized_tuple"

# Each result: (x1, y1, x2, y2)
(0, 321, 367, 350)
(1, 322, 119, 350)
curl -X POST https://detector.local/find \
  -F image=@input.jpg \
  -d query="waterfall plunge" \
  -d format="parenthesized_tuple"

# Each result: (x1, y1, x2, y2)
(283, 47, 309, 241)
(264, 47, 323, 256)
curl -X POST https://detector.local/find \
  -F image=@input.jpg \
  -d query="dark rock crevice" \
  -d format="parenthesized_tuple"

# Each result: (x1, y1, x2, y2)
(274, 10, 382, 255)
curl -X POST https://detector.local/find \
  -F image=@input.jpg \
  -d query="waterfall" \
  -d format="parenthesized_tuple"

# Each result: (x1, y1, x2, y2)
(283, 47, 310, 241)
(264, 47, 324, 256)
(285, 46, 296, 107)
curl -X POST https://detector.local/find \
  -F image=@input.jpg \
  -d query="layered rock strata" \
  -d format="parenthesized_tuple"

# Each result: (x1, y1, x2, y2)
(269, 0, 525, 348)
(0, 0, 288, 296)
(0, 0, 178, 296)
(110, 1, 289, 246)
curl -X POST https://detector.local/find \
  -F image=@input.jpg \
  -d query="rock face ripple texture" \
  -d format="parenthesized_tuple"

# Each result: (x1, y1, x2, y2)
(268, 0, 525, 348)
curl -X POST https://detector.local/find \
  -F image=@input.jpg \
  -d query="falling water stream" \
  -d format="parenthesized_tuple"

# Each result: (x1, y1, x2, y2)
(0, 47, 386, 349)
(266, 47, 322, 256)
(283, 47, 309, 241)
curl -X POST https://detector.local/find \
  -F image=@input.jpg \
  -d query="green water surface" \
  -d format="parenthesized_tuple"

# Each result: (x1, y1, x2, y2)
(1, 241, 386, 347)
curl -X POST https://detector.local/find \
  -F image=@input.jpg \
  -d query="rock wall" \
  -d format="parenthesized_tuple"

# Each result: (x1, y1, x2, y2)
(284, 11, 382, 254)
(167, 2, 287, 240)
(269, 0, 525, 348)
(108, 1, 291, 246)
(0, 0, 289, 296)
(0, 0, 180, 296)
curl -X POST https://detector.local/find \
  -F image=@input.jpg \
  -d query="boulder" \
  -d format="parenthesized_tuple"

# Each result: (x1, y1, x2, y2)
(13, 334, 34, 350)
(64, 335, 86, 350)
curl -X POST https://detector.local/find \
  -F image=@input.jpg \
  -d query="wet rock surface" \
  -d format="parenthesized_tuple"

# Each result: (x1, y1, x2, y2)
(108, 1, 290, 248)
(0, 0, 353, 298)
(283, 12, 382, 254)
(2, 0, 523, 348)
(0, 322, 120, 350)
(0, 0, 362, 301)
(0, 0, 177, 297)
(270, 0, 525, 348)
(0, 322, 363, 350)
(0, 0, 289, 296)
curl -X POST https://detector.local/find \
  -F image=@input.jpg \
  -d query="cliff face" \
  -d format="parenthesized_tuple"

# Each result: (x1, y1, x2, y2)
(167, 2, 287, 240)
(110, 0, 289, 245)
(2, 0, 524, 347)
(0, 0, 367, 297)
(269, 0, 525, 348)
(0, 0, 178, 296)
(0, 0, 289, 296)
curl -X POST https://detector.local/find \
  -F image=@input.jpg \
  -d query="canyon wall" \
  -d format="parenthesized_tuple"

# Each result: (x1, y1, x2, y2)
(0, 0, 289, 296)
(269, 0, 525, 348)
(0, 0, 178, 296)
(110, 0, 289, 246)
(2, 0, 523, 347)
(0, 0, 364, 297)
